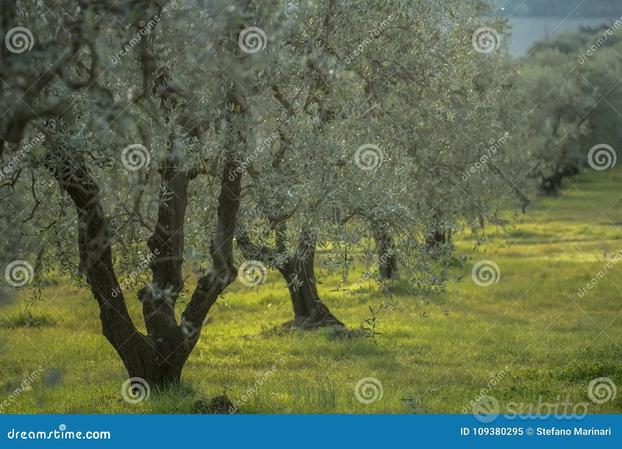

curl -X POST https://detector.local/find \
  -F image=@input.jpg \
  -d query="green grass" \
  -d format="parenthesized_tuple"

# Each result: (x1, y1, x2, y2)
(2, 168, 622, 414)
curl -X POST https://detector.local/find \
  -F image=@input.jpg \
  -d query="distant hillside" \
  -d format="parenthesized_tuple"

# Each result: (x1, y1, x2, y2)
(496, 0, 622, 17)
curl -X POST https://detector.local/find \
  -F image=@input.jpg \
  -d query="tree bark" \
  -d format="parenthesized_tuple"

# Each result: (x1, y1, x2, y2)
(425, 218, 452, 253)
(29, 5, 251, 389)
(426, 229, 450, 247)
(45, 130, 242, 387)
(540, 173, 561, 195)
(371, 222, 398, 280)
(540, 163, 579, 196)
(237, 228, 343, 328)
(277, 233, 343, 328)
(44, 150, 183, 386)
(139, 147, 188, 338)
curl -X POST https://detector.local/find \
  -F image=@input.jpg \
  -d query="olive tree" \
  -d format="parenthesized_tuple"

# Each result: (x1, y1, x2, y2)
(235, 0, 522, 325)
(1, 0, 287, 386)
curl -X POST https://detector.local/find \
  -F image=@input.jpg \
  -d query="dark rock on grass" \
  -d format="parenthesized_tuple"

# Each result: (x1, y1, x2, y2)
(192, 395, 236, 414)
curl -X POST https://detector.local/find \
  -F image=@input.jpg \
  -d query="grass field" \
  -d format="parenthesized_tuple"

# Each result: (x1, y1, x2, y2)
(2, 167, 622, 414)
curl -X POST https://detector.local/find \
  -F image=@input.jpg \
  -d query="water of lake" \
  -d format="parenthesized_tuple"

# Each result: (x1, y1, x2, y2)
(508, 16, 616, 56)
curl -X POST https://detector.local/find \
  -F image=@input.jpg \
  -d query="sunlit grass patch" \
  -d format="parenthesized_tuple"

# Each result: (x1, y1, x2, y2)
(1, 168, 622, 413)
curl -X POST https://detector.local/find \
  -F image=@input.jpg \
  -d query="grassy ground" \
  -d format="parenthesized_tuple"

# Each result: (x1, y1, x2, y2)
(2, 167, 622, 414)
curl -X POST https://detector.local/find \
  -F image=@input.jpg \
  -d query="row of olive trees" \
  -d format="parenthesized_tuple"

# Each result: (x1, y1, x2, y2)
(507, 24, 622, 195)
(234, 0, 522, 327)
(3, 0, 610, 388)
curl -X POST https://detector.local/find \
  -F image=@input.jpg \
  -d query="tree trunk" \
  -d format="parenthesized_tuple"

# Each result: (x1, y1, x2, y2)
(278, 252, 343, 329)
(371, 222, 398, 280)
(44, 150, 176, 387)
(237, 228, 344, 329)
(540, 171, 562, 195)
(140, 148, 188, 338)
(123, 336, 188, 387)
(44, 124, 242, 388)
(426, 224, 452, 253)
(426, 229, 449, 246)
(540, 163, 579, 196)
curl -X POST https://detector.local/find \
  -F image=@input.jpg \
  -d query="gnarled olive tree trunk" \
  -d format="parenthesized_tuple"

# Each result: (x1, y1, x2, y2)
(237, 228, 343, 329)
(44, 134, 242, 387)
(540, 164, 579, 196)
(370, 221, 398, 280)
(425, 227, 451, 249)
(277, 230, 343, 328)
(425, 214, 452, 254)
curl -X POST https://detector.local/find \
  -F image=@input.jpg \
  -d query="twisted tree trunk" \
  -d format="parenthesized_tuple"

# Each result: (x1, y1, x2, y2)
(16, 2, 252, 389)
(540, 164, 579, 196)
(237, 228, 343, 329)
(425, 216, 452, 254)
(44, 136, 242, 388)
(277, 231, 343, 328)
(371, 222, 398, 280)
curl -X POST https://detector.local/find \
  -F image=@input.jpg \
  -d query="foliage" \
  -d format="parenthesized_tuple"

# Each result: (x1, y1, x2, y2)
(496, 0, 622, 17)
(1, 0, 621, 395)
(2, 167, 622, 412)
